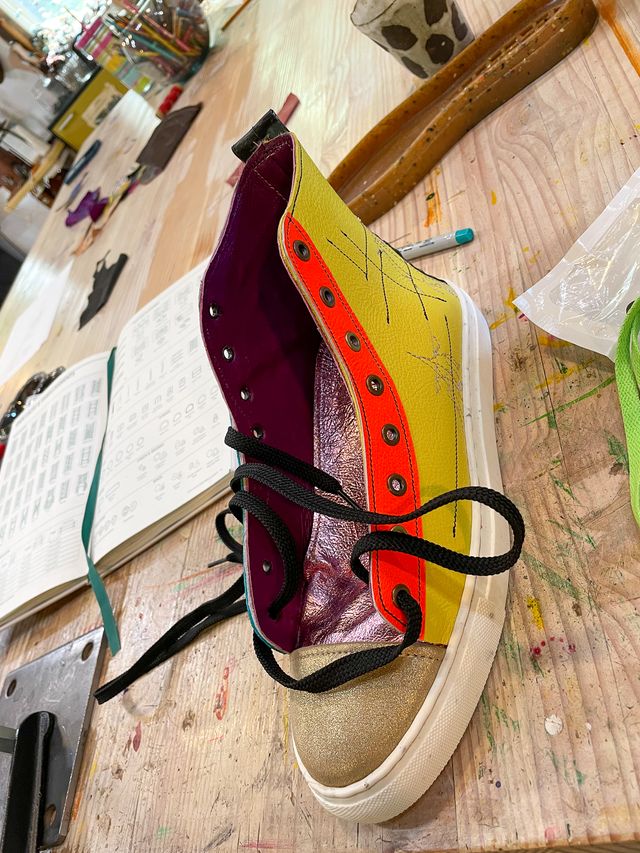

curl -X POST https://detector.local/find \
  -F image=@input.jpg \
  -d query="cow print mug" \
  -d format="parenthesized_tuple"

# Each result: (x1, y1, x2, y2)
(351, 0, 474, 78)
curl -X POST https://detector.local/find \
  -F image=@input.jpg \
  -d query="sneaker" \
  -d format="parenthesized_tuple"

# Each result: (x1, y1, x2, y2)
(96, 121, 524, 823)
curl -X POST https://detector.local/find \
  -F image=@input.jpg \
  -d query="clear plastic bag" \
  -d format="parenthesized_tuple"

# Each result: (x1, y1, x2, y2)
(514, 169, 640, 360)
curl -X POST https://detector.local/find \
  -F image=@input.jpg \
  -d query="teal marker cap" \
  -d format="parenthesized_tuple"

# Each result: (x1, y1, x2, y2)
(454, 228, 474, 245)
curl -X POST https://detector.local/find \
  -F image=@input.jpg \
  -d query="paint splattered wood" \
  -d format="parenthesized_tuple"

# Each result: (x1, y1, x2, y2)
(0, 0, 640, 850)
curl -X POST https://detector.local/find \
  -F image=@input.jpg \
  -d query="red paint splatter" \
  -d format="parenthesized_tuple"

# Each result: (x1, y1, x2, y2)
(532, 646, 541, 656)
(568, 642, 576, 653)
(541, 640, 546, 646)
(545, 826, 557, 843)
(214, 666, 230, 721)
(550, 636, 555, 641)
(132, 721, 142, 752)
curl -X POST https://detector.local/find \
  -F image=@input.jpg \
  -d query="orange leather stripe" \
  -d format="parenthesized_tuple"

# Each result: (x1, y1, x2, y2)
(283, 213, 426, 635)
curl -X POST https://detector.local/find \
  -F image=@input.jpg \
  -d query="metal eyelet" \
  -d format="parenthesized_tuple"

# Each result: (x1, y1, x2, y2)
(252, 425, 264, 439)
(392, 583, 410, 605)
(346, 332, 361, 351)
(240, 387, 251, 401)
(382, 424, 399, 445)
(293, 240, 310, 261)
(366, 375, 384, 396)
(208, 303, 220, 318)
(262, 560, 271, 574)
(387, 473, 407, 496)
(222, 346, 234, 361)
(320, 287, 335, 307)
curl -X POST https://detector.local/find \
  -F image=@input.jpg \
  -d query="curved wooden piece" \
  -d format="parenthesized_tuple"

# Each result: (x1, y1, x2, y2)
(329, 0, 598, 225)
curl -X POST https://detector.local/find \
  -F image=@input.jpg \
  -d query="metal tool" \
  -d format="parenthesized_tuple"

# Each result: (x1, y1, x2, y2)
(329, 0, 598, 224)
(0, 628, 106, 851)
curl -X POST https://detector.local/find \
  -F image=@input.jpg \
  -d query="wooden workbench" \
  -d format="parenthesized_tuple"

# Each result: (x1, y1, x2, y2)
(1, 1, 640, 850)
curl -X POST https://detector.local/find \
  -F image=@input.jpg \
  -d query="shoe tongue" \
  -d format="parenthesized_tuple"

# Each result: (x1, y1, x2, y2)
(297, 344, 399, 647)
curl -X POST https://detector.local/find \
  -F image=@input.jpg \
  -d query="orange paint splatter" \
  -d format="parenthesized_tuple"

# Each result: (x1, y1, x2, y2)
(490, 190, 497, 205)
(599, 0, 640, 78)
(423, 188, 442, 227)
(214, 666, 230, 720)
(132, 720, 142, 752)
(71, 788, 83, 821)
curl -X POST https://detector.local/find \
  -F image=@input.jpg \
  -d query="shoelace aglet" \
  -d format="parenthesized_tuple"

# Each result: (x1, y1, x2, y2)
(207, 552, 241, 568)
(336, 488, 361, 511)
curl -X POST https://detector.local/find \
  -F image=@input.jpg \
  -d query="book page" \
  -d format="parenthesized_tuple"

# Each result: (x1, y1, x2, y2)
(90, 262, 232, 564)
(0, 352, 109, 622)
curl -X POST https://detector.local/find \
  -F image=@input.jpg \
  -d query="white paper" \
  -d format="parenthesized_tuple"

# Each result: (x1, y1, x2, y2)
(514, 169, 640, 360)
(0, 352, 109, 622)
(90, 262, 232, 563)
(0, 262, 69, 386)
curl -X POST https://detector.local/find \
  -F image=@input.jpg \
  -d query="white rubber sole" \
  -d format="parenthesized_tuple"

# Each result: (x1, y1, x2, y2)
(293, 284, 510, 823)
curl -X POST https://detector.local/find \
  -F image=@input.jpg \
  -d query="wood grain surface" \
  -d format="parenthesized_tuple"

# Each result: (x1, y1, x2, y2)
(1, 0, 640, 850)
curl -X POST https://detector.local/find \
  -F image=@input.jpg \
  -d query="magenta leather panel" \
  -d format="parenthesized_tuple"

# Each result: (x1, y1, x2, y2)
(200, 136, 318, 652)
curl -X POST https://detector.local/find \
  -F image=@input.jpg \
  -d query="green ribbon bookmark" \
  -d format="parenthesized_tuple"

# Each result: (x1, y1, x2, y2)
(81, 348, 121, 655)
(615, 298, 640, 528)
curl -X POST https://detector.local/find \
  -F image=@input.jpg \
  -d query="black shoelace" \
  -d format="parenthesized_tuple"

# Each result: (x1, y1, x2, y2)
(95, 428, 524, 704)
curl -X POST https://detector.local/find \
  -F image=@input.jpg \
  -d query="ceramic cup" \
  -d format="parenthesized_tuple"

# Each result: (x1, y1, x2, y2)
(351, 0, 474, 78)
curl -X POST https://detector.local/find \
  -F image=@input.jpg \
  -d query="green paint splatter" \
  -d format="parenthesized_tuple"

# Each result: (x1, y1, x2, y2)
(495, 706, 509, 726)
(426, 191, 435, 201)
(549, 519, 596, 548)
(500, 631, 524, 678)
(522, 552, 582, 601)
(530, 654, 544, 676)
(606, 433, 629, 473)
(574, 761, 586, 786)
(551, 476, 575, 499)
(525, 375, 615, 425)
(549, 749, 560, 772)
(157, 827, 170, 839)
(480, 692, 496, 752)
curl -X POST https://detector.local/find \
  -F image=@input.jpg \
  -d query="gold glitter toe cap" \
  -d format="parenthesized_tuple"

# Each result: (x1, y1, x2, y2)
(288, 642, 445, 788)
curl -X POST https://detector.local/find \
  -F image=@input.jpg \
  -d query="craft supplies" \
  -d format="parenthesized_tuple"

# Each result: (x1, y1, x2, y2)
(514, 168, 640, 360)
(64, 140, 102, 185)
(330, 0, 598, 225)
(398, 228, 474, 260)
(351, 0, 473, 79)
(75, 0, 209, 95)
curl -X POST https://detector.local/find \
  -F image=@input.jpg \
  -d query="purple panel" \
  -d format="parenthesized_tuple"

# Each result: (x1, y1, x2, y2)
(200, 135, 319, 652)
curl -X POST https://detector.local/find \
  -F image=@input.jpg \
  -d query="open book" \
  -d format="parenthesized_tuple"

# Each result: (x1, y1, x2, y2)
(0, 262, 233, 628)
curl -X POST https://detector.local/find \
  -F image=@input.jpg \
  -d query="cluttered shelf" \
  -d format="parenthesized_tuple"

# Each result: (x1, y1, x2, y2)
(0, 0, 639, 850)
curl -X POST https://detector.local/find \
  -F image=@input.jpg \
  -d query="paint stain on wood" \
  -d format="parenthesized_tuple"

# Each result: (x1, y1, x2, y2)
(214, 666, 230, 721)
(537, 333, 569, 348)
(534, 359, 594, 390)
(132, 720, 142, 752)
(599, 0, 640, 78)
(182, 709, 196, 730)
(489, 286, 520, 329)
(526, 596, 545, 630)
(606, 432, 630, 474)
(491, 189, 497, 205)
(423, 188, 442, 227)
